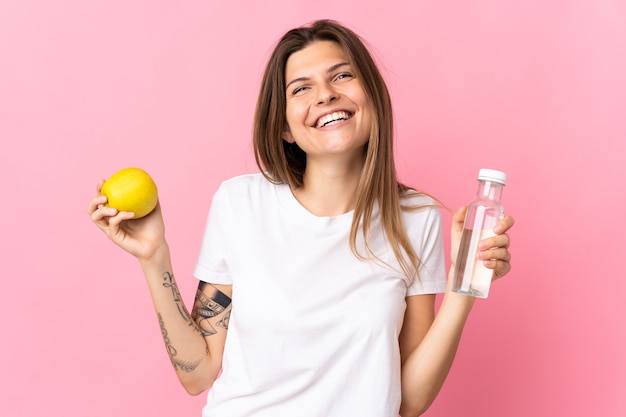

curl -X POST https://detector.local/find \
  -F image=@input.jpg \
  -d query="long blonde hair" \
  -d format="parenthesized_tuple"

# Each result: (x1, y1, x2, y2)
(253, 19, 428, 280)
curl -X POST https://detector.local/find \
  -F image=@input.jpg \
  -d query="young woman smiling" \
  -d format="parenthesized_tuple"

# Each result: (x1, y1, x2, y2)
(88, 19, 514, 417)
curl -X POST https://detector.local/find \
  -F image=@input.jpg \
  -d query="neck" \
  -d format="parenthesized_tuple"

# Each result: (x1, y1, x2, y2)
(292, 156, 363, 217)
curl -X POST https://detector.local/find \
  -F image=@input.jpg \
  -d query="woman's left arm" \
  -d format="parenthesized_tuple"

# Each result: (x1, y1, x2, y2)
(398, 208, 514, 417)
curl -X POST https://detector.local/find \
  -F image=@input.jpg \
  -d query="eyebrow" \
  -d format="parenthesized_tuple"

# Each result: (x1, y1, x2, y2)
(285, 62, 351, 91)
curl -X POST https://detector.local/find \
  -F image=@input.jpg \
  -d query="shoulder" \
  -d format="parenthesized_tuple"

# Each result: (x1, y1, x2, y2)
(212, 173, 287, 213)
(215, 173, 281, 198)
(400, 190, 442, 222)
(397, 189, 444, 250)
(400, 188, 439, 207)
(220, 172, 273, 190)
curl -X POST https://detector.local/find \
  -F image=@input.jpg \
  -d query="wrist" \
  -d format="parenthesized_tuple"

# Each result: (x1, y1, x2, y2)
(138, 241, 171, 272)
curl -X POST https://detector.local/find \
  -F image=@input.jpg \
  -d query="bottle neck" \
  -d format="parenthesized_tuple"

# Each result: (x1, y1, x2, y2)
(476, 180, 504, 202)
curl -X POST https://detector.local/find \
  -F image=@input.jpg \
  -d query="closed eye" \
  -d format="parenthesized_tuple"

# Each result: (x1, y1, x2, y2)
(292, 85, 309, 95)
(334, 72, 354, 82)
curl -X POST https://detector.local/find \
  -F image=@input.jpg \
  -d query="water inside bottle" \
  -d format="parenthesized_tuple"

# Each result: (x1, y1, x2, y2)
(452, 228, 496, 298)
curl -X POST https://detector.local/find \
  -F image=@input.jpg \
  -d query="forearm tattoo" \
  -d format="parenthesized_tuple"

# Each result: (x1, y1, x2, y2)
(158, 313, 202, 372)
(158, 272, 204, 371)
(192, 281, 232, 337)
(157, 272, 231, 372)
(162, 272, 199, 333)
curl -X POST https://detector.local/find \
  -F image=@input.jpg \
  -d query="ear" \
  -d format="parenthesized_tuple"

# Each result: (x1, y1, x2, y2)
(282, 127, 295, 144)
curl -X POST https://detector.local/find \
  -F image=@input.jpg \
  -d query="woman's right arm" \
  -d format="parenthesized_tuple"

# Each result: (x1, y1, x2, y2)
(87, 183, 230, 395)
(139, 246, 231, 395)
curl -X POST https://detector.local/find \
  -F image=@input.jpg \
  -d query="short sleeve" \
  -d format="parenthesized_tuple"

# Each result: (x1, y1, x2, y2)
(405, 204, 448, 296)
(193, 183, 233, 285)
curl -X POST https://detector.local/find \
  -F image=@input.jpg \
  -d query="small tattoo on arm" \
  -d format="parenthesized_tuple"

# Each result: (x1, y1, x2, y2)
(216, 310, 231, 329)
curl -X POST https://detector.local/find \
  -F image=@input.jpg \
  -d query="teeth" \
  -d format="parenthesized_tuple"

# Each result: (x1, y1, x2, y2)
(316, 111, 351, 128)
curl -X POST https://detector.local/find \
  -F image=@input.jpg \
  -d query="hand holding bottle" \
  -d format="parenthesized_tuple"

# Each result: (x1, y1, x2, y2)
(450, 169, 514, 297)
(477, 215, 514, 281)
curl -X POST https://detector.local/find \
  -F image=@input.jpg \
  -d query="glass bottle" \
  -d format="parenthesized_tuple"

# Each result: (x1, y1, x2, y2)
(451, 169, 507, 298)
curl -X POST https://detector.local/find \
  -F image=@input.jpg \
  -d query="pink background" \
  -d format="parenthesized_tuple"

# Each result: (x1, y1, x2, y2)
(1, 1, 624, 416)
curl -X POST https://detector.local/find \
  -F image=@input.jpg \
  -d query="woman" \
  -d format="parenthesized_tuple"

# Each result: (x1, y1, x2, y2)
(88, 19, 514, 417)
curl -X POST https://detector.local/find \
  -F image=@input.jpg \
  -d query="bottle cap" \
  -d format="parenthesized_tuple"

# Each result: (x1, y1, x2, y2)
(478, 168, 507, 185)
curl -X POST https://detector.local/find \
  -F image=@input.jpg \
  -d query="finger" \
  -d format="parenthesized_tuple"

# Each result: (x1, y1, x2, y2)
(95, 179, 105, 194)
(452, 206, 467, 232)
(87, 195, 108, 216)
(106, 211, 135, 238)
(90, 205, 119, 233)
(150, 200, 162, 216)
(479, 233, 510, 250)
(453, 206, 467, 224)
(108, 210, 135, 227)
(87, 179, 107, 216)
(92, 205, 118, 222)
(494, 215, 515, 234)
(486, 259, 512, 280)
(479, 247, 512, 263)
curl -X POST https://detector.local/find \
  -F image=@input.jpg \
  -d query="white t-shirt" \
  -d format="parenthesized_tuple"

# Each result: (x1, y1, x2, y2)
(194, 173, 447, 417)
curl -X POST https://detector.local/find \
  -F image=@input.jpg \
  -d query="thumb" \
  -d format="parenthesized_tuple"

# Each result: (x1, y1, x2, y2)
(452, 206, 467, 231)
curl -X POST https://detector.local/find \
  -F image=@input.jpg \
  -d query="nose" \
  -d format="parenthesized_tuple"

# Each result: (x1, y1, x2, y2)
(316, 82, 338, 105)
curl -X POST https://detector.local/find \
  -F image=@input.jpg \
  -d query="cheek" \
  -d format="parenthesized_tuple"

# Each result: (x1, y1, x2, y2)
(284, 102, 303, 127)
(283, 107, 303, 142)
(353, 89, 374, 123)
(360, 104, 375, 132)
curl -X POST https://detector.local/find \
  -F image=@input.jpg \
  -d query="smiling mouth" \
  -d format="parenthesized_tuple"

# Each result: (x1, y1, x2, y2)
(315, 111, 353, 128)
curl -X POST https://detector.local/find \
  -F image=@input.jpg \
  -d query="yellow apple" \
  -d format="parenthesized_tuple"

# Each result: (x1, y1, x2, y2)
(101, 167, 158, 219)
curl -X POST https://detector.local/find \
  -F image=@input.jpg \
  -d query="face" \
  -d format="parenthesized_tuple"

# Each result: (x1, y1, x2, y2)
(283, 40, 373, 164)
